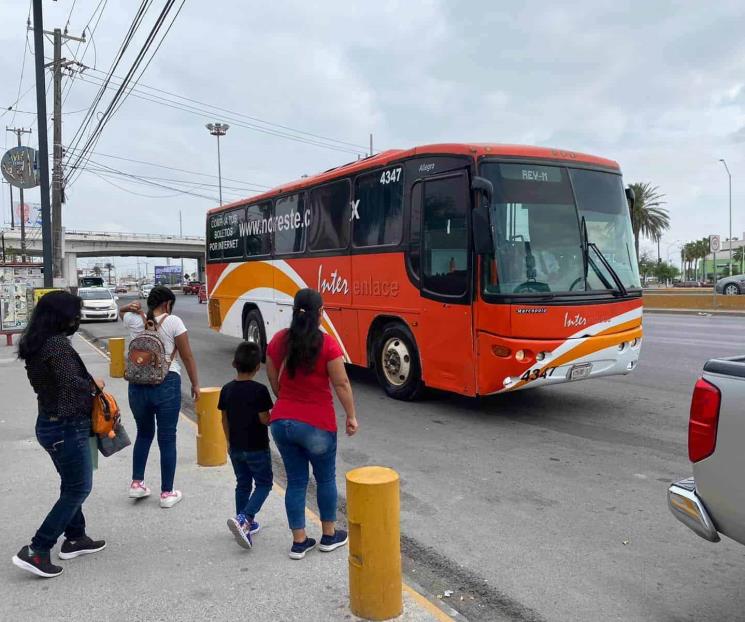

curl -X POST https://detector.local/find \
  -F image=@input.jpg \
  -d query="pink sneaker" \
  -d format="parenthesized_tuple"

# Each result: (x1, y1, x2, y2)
(129, 481, 151, 499)
(160, 490, 183, 508)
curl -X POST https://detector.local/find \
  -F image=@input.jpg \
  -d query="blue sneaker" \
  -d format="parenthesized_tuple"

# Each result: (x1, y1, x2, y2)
(319, 529, 348, 552)
(249, 520, 261, 535)
(227, 515, 252, 549)
(289, 537, 316, 560)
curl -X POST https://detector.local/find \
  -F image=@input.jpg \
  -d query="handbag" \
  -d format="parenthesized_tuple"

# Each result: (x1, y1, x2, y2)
(90, 385, 121, 438)
(97, 422, 131, 457)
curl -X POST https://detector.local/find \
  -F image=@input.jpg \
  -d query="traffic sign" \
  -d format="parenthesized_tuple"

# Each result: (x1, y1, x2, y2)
(709, 235, 721, 253)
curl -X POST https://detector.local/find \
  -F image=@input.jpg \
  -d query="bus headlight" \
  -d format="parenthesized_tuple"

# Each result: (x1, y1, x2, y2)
(515, 350, 526, 362)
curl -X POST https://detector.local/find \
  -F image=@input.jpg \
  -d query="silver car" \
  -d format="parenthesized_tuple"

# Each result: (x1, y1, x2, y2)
(715, 274, 745, 295)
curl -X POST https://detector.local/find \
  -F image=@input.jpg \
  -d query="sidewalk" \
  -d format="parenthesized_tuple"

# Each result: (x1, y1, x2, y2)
(0, 335, 445, 622)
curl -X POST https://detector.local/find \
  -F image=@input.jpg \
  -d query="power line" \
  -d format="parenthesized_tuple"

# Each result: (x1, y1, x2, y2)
(82, 66, 369, 151)
(73, 73, 367, 156)
(64, 146, 272, 188)
(67, 0, 183, 187)
(65, 0, 153, 166)
(83, 165, 261, 194)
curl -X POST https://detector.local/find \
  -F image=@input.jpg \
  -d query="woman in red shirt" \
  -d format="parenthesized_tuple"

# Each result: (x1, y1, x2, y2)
(266, 288, 359, 560)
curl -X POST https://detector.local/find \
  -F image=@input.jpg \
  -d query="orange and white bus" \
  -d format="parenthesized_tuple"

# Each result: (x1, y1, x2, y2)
(206, 143, 642, 400)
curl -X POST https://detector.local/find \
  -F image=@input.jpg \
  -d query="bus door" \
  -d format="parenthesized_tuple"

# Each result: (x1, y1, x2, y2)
(411, 172, 476, 394)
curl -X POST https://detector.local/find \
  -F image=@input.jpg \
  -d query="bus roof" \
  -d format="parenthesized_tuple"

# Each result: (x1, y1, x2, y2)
(208, 143, 621, 215)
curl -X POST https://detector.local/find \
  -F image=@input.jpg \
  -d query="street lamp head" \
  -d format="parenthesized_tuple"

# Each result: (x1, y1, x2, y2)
(206, 122, 229, 136)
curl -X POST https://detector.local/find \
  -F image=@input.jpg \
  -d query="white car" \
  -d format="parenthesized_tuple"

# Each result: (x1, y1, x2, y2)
(140, 284, 154, 299)
(79, 287, 119, 322)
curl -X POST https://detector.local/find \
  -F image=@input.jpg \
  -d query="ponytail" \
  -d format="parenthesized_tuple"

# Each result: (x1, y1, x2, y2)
(146, 286, 176, 325)
(286, 288, 323, 378)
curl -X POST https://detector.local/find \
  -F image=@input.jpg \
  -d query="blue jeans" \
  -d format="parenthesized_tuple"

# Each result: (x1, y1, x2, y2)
(128, 372, 181, 493)
(270, 419, 337, 530)
(229, 449, 273, 519)
(32, 416, 93, 553)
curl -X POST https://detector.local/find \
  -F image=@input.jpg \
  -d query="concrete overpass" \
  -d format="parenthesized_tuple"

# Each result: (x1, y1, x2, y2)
(0, 228, 206, 286)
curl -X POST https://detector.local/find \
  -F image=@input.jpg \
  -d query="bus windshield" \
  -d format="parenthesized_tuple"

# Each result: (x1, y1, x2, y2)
(480, 162, 640, 296)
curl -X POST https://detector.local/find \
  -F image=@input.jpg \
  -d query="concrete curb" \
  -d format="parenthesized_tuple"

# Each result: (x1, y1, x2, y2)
(643, 308, 745, 317)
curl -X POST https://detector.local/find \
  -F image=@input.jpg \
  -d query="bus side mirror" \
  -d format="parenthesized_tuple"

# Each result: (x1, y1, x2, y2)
(471, 176, 494, 255)
(625, 186, 636, 213)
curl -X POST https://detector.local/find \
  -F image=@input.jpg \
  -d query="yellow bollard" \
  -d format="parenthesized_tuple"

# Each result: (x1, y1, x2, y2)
(346, 466, 402, 621)
(109, 338, 125, 378)
(195, 387, 227, 466)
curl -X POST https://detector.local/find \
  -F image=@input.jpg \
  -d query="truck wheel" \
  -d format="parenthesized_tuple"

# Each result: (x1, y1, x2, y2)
(374, 324, 423, 401)
(243, 309, 266, 358)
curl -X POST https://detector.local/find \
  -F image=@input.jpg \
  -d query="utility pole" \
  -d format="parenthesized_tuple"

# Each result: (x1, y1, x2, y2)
(179, 209, 184, 280)
(2, 180, 15, 229)
(47, 27, 85, 281)
(369, 133, 373, 157)
(31, 0, 53, 286)
(5, 127, 32, 263)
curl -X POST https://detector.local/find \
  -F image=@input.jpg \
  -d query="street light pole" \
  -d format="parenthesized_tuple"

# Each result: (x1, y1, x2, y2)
(206, 123, 229, 205)
(719, 158, 733, 277)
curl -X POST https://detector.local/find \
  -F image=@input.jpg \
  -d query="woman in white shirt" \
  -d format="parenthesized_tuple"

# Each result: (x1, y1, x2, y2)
(122, 286, 200, 508)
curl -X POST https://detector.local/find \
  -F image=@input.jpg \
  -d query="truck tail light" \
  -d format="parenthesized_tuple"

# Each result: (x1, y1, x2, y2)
(688, 378, 721, 463)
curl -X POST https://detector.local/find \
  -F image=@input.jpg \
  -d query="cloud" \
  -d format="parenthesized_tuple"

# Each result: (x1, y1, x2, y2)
(1, 0, 744, 256)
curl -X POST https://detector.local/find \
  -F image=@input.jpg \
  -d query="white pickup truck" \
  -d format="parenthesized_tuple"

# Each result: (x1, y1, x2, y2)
(668, 356, 745, 544)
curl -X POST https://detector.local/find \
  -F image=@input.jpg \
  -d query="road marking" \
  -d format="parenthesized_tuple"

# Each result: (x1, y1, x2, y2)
(77, 331, 455, 622)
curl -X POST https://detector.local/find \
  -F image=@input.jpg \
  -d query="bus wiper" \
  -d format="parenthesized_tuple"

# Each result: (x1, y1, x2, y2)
(580, 217, 626, 297)
(589, 242, 628, 297)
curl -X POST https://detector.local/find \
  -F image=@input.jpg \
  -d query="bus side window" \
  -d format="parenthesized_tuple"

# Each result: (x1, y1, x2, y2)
(308, 180, 351, 251)
(274, 193, 307, 255)
(246, 203, 271, 257)
(353, 167, 403, 248)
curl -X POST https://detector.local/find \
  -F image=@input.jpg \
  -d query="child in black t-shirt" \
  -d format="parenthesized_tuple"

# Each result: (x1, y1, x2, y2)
(219, 342, 274, 550)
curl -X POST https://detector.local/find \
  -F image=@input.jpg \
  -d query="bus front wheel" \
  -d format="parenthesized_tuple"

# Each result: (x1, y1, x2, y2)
(375, 325, 423, 401)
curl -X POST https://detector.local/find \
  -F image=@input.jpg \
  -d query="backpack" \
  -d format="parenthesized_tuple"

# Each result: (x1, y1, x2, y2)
(125, 314, 176, 385)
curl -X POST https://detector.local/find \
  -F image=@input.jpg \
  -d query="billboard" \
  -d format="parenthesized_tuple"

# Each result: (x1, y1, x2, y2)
(154, 265, 182, 286)
(1, 146, 40, 189)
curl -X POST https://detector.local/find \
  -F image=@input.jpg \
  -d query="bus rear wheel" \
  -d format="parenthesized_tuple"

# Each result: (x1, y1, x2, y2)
(243, 309, 266, 359)
(375, 325, 423, 401)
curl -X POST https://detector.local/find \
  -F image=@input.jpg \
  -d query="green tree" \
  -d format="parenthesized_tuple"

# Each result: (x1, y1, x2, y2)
(638, 251, 655, 285)
(628, 183, 670, 261)
(654, 260, 679, 284)
(92, 266, 102, 278)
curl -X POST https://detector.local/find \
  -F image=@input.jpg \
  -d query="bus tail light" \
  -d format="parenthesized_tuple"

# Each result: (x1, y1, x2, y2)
(492, 345, 511, 358)
(689, 378, 721, 463)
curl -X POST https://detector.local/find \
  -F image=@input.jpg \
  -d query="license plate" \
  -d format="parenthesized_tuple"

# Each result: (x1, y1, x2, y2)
(569, 363, 592, 380)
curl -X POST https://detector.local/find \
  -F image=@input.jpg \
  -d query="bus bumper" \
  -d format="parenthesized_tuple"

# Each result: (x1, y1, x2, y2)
(477, 328, 643, 395)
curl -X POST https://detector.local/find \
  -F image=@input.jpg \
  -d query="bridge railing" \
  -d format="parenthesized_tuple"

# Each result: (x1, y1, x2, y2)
(3, 227, 204, 242)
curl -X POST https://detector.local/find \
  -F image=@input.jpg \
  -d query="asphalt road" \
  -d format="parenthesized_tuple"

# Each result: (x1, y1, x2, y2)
(82, 296, 745, 622)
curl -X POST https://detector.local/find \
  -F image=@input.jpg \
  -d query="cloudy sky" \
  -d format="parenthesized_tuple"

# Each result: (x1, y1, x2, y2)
(1, 0, 744, 274)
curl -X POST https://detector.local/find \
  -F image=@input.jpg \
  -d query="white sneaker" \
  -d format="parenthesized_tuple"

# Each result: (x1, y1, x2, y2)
(160, 490, 183, 508)
(129, 481, 151, 499)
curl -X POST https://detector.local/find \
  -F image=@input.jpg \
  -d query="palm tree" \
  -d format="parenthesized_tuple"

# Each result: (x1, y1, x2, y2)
(92, 265, 102, 278)
(628, 183, 670, 260)
(104, 262, 115, 285)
